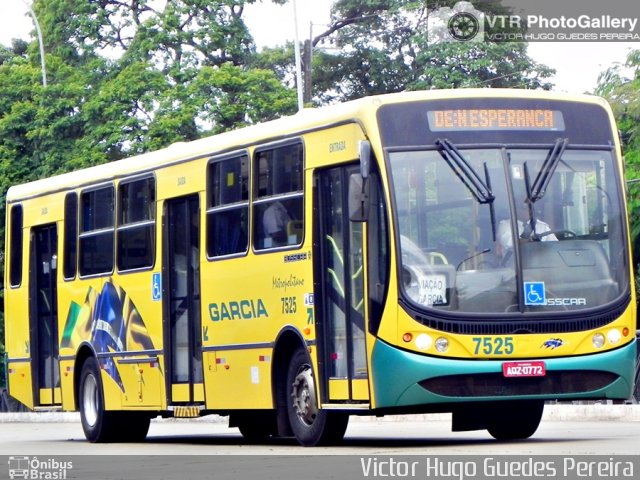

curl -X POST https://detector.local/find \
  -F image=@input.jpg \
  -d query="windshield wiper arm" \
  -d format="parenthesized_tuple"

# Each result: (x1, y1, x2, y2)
(436, 138, 495, 204)
(528, 137, 568, 203)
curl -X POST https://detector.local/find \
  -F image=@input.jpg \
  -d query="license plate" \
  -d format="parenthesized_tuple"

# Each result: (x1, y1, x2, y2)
(502, 361, 546, 377)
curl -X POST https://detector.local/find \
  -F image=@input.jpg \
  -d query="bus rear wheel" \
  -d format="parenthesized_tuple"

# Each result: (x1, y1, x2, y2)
(486, 400, 544, 440)
(79, 357, 117, 442)
(79, 357, 150, 442)
(286, 348, 349, 446)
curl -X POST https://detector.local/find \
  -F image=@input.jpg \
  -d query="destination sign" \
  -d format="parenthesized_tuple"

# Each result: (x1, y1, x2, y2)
(427, 109, 565, 131)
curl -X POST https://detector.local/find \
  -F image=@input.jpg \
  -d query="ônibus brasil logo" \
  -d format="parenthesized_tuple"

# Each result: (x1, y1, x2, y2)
(8, 456, 73, 480)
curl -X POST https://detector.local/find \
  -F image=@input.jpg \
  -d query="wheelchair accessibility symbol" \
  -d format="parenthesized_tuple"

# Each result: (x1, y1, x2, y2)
(524, 282, 546, 306)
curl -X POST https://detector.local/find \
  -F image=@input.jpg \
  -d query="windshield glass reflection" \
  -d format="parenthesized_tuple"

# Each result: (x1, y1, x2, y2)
(389, 147, 627, 314)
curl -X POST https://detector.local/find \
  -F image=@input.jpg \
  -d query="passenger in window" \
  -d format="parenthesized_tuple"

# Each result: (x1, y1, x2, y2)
(263, 201, 292, 247)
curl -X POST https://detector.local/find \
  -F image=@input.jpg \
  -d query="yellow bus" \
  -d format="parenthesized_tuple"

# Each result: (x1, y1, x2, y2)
(4, 89, 637, 446)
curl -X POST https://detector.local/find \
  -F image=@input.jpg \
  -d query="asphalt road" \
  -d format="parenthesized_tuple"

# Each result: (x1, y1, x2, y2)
(0, 405, 638, 456)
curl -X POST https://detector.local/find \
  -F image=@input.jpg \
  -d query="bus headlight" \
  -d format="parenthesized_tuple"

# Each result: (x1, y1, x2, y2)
(607, 329, 621, 345)
(592, 333, 605, 349)
(415, 334, 432, 351)
(435, 337, 449, 353)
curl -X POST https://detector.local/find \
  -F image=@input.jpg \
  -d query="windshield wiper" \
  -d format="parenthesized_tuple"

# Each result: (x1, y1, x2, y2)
(527, 137, 569, 203)
(436, 139, 495, 204)
(521, 138, 569, 241)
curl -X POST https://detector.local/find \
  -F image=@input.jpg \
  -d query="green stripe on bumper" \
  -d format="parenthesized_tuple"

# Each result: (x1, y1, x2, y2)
(371, 338, 637, 408)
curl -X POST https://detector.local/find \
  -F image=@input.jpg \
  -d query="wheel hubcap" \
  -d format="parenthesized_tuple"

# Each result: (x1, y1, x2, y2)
(82, 374, 99, 427)
(291, 364, 318, 426)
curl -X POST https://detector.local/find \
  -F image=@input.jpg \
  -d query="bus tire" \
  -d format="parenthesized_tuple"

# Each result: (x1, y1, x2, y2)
(234, 411, 277, 442)
(120, 412, 151, 442)
(286, 348, 349, 446)
(79, 356, 119, 443)
(486, 400, 544, 440)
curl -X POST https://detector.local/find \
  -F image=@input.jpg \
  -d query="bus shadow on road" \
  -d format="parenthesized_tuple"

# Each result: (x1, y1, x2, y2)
(110, 433, 601, 451)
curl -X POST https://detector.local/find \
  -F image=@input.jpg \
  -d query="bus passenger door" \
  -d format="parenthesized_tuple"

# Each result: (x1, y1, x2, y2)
(163, 195, 204, 406)
(29, 224, 61, 407)
(315, 165, 369, 403)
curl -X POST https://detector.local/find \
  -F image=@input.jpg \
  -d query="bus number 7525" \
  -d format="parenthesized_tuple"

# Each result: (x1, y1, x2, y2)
(472, 337, 515, 355)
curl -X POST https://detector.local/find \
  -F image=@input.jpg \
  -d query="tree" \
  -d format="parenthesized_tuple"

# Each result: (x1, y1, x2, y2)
(253, 0, 554, 104)
(595, 49, 640, 268)
(595, 50, 640, 172)
(30, 0, 297, 147)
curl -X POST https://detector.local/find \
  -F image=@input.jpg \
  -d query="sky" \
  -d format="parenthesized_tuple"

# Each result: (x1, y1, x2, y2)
(0, 1, 637, 94)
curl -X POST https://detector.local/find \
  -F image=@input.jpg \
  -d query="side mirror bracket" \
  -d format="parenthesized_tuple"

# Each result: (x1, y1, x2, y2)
(359, 140, 371, 179)
(349, 140, 373, 222)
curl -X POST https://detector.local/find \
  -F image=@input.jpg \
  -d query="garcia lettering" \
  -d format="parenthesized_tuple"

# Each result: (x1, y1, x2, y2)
(209, 299, 268, 321)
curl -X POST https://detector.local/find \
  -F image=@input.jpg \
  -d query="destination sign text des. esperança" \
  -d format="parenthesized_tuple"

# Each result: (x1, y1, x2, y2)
(427, 109, 565, 131)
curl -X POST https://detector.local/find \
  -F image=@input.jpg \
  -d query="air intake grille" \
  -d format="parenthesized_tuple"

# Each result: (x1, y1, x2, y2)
(418, 371, 618, 397)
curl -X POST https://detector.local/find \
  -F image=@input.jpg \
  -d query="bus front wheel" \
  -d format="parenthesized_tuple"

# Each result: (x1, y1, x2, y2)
(286, 348, 349, 446)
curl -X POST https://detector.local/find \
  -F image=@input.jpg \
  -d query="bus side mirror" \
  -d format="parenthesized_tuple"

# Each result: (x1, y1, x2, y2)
(348, 174, 370, 222)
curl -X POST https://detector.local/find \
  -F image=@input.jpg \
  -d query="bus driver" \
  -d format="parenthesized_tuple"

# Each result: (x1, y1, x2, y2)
(496, 199, 557, 262)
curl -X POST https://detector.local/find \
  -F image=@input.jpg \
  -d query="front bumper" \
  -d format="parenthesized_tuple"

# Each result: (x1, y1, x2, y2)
(371, 337, 636, 408)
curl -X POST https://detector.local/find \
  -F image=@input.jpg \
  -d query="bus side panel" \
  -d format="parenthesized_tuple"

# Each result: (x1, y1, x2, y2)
(59, 358, 75, 410)
(58, 277, 99, 411)
(202, 251, 314, 410)
(6, 361, 33, 410)
(113, 359, 163, 408)
(58, 274, 165, 411)
(203, 347, 276, 410)
(111, 271, 165, 409)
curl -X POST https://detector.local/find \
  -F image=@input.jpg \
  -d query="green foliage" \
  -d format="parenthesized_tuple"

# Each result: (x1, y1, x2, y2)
(595, 49, 640, 269)
(188, 63, 297, 133)
(275, 0, 554, 103)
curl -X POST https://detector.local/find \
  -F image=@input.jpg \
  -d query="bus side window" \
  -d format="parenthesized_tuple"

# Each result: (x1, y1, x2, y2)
(9, 204, 24, 287)
(207, 154, 249, 258)
(252, 142, 304, 250)
(63, 193, 78, 279)
(79, 186, 115, 276)
(117, 177, 156, 271)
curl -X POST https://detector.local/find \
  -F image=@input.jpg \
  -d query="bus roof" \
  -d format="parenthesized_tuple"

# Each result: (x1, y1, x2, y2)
(6, 88, 609, 203)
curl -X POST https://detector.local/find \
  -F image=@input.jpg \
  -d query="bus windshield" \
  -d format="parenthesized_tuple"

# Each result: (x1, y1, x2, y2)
(389, 145, 629, 314)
